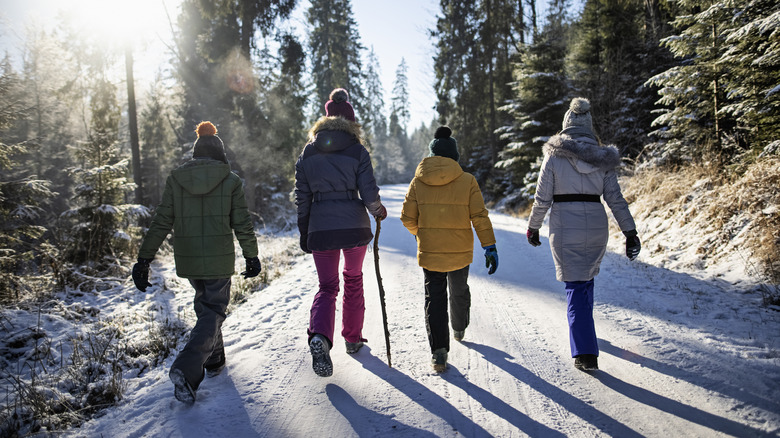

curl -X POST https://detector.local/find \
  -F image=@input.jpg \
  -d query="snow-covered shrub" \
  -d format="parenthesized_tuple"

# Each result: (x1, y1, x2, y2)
(621, 157, 780, 306)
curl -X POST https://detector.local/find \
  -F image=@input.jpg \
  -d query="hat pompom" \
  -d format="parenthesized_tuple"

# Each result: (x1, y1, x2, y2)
(329, 88, 349, 103)
(196, 121, 218, 137)
(569, 98, 590, 115)
(434, 126, 452, 139)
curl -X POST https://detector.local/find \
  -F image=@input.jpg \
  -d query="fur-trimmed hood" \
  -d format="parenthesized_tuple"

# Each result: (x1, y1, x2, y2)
(543, 133, 622, 171)
(307, 116, 364, 146)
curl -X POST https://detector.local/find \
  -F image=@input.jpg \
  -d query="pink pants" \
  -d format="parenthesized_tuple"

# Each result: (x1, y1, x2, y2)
(308, 245, 368, 346)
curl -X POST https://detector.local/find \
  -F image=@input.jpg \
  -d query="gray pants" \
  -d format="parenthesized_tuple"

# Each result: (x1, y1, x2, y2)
(171, 278, 231, 390)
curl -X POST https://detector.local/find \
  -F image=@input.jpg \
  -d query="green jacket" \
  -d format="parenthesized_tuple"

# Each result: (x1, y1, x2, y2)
(138, 159, 258, 279)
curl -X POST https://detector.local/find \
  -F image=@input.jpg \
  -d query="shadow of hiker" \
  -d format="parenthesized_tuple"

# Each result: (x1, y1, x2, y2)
(326, 384, 438, 437)
(355, 346, 492, 437)
(599, 339, 780, 417)
(440, 364, 567, 437)
(463, 341, 644, 437)
(593, 371, 770, 437)
(173, 368, 259, 437)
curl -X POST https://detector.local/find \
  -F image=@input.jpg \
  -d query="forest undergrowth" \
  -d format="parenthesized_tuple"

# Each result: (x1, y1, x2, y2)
(620, 157, 780, 306)
(0, 228, 299, 437)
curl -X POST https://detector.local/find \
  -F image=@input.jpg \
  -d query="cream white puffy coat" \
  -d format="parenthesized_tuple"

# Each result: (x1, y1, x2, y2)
(528, 131, 636, 282)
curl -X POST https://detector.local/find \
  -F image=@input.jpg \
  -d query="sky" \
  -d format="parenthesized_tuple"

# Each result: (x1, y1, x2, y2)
(0, 0, 441, 129)
(4, 183, 778, 436)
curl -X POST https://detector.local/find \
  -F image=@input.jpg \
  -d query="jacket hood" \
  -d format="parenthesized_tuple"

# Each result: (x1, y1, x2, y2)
(415, 156, 464, 186)
(308, 116, 364, 152)
(543, 133, 622, 171)
(171, 159, 232, 195)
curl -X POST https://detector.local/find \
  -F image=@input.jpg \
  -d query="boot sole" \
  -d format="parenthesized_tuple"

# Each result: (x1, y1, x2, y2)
(310, 337, 333, 377)
(170, 369, 196, 403)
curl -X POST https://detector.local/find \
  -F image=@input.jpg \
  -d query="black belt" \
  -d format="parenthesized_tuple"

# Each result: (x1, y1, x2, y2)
(314, 190, 358, 202)
(553, 194, 601, 203)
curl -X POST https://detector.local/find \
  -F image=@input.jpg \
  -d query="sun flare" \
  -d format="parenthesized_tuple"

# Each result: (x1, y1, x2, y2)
(63, 0, 175, 46)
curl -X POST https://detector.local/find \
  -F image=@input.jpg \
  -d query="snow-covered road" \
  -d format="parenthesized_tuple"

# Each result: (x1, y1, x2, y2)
(70, 184, 780, 437)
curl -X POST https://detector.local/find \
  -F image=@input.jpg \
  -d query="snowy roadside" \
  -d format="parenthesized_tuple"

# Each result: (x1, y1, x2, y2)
(59, 183, 779, 437)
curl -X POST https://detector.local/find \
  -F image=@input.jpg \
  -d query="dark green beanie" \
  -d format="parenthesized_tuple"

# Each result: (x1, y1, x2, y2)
(428, 126, 459, 162)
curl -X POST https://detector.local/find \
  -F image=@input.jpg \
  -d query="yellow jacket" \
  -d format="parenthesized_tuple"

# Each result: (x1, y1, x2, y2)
(401, 156, 496, 272)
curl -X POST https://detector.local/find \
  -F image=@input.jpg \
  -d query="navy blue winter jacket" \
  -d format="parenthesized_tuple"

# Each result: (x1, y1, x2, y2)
(295, 116, 383, 252)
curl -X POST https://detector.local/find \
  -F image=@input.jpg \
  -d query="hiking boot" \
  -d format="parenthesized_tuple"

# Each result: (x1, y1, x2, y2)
(431, 348, 448, 373)
(345, 341, 364, 354)
(574, 354, 599, 371)
(205, 354, 226, 378)
(169, 368, 196, 403)
(453, 330, 465, 342)
(309, 334, 333, 377)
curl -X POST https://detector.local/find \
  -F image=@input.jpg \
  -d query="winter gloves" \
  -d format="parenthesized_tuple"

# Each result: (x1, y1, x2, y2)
(300, 234, 312, 254)
(483, 244, 498, 275)
(132, 255, 262, 290)
(624, 230, 641, 261)
(526, 228, 541, 247)
(528, 227, 641, 260)
(374, 203, 388, 221)
(132, 258, 153, 291)
(242, 256, 262, 278)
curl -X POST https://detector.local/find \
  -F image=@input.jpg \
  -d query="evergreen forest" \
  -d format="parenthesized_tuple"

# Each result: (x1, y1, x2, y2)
(1, 0, 778, 303)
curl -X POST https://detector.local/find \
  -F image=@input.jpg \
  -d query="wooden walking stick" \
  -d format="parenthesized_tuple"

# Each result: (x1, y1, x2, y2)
(373, 219, 392, 367)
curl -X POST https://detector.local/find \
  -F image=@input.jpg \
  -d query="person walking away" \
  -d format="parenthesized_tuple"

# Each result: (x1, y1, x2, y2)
(525, 98, 641, 371)
(295, 88, 387, 377)
(401, 126, 498, 373)
(131, 121, 261, 403)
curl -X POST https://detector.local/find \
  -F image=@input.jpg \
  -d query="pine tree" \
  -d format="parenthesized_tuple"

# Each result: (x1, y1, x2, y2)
(139, 75, 181, 208)
(0, 58, 58, 301)
(645, 0, 740, 164)
(388, 58, 417, 179)
(567, 0, 654, 155)
(432, 0, 521, 183)
(252, 31, 308, 225)
(362, 48, 390, 181)
(306, 0, 365, 118)
(61, 78, 136, 271)
(391, 58, 411, 132)
(362, 48, 388, 143)
(718, 0, 780, 156)
(496, 0, 571, 205)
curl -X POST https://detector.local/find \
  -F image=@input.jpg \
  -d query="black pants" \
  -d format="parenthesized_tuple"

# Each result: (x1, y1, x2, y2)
(423, 266, 470, 353)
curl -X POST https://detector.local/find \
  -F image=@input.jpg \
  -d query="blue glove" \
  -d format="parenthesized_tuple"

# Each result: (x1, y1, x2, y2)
(483, 244, 498, 275)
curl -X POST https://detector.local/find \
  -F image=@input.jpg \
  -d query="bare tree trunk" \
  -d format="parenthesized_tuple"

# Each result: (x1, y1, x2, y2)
(125, 47, 142, 204)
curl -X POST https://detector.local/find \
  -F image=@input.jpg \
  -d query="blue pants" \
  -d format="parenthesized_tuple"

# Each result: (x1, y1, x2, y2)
(565, 279, 598, 357)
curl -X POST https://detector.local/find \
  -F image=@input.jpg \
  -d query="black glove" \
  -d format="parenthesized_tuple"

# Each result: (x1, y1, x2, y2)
(300, 234, 312, 254)
(132, 258, 153, 291)
(526, 228, 541, 247)
(624, 230, 641, 260)
(483, 245, 498, 275)
(241, 256, 262, 278)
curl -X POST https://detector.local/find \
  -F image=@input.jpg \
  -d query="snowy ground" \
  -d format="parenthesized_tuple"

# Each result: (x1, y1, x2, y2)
(67, 184, 779, 437)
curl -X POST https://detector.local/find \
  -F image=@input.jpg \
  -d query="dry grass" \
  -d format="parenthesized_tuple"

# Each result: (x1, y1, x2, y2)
(622, 157, 780, 304)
